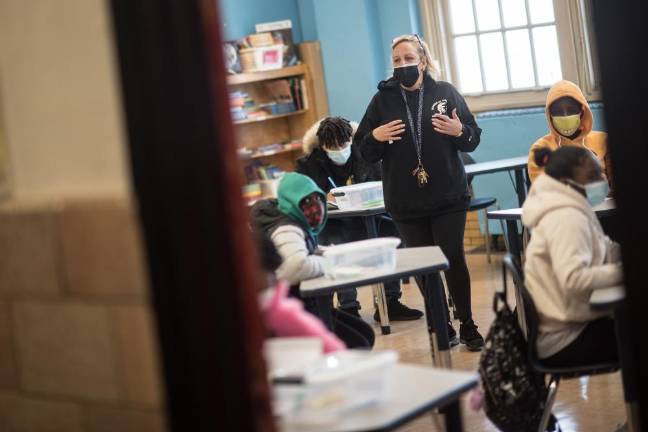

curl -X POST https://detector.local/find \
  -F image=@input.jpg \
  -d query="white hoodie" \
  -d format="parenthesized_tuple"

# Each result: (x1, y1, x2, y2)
(522, 175, 623, 358)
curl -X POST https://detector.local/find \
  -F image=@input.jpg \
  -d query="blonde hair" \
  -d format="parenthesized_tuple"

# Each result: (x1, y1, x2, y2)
(391, 34, 440, 79)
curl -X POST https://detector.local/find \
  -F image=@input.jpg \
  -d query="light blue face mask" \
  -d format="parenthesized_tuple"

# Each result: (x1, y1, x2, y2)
(584, 180, 610, 207)
(325, 143, 352, 166)
(567, 179, 609, 207)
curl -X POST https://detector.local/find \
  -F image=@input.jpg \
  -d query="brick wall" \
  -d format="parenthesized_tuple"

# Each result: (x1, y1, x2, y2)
(464, 211, 486, 250)
(0, 196, 167, 432)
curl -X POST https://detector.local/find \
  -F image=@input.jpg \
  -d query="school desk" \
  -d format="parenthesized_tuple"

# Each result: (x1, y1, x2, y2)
(300, 246, 454, 369)
(279, 363, 478, 432)
(464, 156, 529, 207)
(327, 203, 393, 334)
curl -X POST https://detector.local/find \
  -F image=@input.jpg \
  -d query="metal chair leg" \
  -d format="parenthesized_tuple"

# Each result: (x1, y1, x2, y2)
(373, 284, 391, 335)
(495, 205, 510, 252)
(441, 273, 457, 320)
(538, 376, 560, 432)
(483, 208, 491, 263)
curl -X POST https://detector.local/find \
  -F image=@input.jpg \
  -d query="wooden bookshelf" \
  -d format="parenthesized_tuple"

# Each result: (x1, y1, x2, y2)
(233, 109, 307, 125)
(242, 147, 302, 160)
(229, 41, 329, 179)
(227, 64, 308, 85)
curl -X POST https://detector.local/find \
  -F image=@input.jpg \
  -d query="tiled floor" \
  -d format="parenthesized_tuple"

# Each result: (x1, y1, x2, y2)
(353, 252, 626, 432)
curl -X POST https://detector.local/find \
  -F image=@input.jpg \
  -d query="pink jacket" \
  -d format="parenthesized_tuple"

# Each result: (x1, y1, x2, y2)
(260, 280, 345, 353)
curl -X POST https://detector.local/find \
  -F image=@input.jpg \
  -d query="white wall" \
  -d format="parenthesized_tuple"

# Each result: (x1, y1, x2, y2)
(0, 0, 129, 197)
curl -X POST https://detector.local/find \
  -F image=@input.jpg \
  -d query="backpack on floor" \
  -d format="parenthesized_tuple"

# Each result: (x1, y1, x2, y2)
(478, 264, 559, 432)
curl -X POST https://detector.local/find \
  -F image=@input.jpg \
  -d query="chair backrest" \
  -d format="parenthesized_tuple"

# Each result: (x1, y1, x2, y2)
(502, 254, 543, 367)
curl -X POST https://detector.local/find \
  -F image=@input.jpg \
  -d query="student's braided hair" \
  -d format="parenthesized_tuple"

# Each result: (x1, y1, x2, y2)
(316, 117, 353, 149)
(534, 146, 590, 180)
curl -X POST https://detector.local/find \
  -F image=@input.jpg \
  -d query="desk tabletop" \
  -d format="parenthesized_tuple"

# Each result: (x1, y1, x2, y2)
(278, 363, 478, 432)
(487, 198, 617, 221)
(590, 285, 626, 311)
(300, 246, 448, 297)
(464, 156, 528, 176)
(328, 203, 386, 219)
(486, 207, 523, 221)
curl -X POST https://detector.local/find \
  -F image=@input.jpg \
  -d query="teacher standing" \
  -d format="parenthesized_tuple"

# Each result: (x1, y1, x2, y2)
(355, 34, 484, 351)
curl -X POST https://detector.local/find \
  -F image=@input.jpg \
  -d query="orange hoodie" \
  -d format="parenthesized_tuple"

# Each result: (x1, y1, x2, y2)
(528, 80, 609, 183)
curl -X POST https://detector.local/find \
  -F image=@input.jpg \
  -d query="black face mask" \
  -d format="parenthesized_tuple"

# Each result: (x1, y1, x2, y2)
(393, 63, 420, 87)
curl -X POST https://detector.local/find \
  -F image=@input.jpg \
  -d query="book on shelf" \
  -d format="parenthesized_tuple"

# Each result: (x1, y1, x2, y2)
(286, 78, 306, 111)
(300, 78, 309, 110)
(263, 79, 294, 104)
(244, 160, 285, 183)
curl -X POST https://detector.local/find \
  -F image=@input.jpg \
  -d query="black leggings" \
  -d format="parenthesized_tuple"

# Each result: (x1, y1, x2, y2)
(542, 318, 618, 366)
(394, 211, 472, 322)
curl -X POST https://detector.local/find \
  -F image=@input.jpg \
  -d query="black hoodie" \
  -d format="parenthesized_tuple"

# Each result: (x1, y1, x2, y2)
(296, 145, 381, 193)
(356, 75, 481, 220)
(250, 199, 318, 254)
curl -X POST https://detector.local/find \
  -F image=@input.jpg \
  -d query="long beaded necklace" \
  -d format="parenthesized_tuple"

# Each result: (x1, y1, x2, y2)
(400, 83, 429, 187)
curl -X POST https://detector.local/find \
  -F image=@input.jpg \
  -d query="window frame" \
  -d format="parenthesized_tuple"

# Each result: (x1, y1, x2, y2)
(419, 0, 601, 112)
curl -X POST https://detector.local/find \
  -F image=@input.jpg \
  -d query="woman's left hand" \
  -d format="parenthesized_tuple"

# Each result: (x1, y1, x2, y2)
(432, 108, 463, 137)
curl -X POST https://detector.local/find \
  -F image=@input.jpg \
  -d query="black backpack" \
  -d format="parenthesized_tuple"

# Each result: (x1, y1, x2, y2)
(479, 261, 559, 432)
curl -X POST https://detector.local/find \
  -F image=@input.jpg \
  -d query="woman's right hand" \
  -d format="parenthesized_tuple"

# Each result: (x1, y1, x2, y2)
(372, 119, 405, 143)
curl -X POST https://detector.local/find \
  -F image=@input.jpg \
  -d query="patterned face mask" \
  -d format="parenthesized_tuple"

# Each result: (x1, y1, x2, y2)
(299, 193, 325, 228)
(551, 114, 581, 137)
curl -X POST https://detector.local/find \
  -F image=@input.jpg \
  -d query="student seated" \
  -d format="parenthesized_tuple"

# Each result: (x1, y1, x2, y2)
(522, 146, 622, 366)
(297, 116, 422, 322)
(255, 229, 345, 353)
(527, 80, 612, 185)
(251, 172, 375, 349)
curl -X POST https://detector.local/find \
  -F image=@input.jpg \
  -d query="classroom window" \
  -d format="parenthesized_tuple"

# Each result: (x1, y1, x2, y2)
(448, 0, 561, 94)
(419, 0, 601, 111)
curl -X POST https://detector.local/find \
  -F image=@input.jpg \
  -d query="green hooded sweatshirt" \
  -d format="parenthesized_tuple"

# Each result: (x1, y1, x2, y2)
(277, 172, 328, 236)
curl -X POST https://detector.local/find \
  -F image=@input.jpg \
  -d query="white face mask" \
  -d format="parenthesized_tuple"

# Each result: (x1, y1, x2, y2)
(325, 143, 352, 165)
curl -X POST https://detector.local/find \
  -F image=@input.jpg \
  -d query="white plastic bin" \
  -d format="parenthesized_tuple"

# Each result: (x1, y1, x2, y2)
(322, 237, 401, 279)
(330, 181, 383, 209)
(263, 337, 323, 380)
(274, 350, 399, 425)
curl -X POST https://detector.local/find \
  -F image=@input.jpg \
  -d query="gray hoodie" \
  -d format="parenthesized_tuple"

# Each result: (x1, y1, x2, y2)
(522, 175, 622, 358)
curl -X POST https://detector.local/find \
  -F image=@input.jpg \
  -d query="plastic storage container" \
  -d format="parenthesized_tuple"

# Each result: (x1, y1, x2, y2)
(273, 350, 399, 425)
(264, 337, 323, 380)
(322, 237, 401, 279)
(330, 181, 383, 210)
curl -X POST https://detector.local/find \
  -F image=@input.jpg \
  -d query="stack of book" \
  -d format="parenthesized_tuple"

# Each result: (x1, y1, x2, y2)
(229, 90, 253, 121)
(244, 161, 285, 182)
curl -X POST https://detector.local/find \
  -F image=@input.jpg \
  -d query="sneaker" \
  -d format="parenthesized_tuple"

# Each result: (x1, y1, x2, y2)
(459, 319, 484, 351)
(340, 306, 361, 318)
(373, 300, 423, 322)
(447, 322, 460, 347)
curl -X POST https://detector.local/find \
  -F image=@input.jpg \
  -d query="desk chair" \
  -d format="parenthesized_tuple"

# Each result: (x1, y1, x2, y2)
(502, 254, 620, 432)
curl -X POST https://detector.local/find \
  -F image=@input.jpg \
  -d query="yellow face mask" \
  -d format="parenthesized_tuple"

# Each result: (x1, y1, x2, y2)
(552, 114, 581, 137)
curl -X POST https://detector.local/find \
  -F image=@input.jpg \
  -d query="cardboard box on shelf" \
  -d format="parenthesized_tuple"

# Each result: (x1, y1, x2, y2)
(255, 20, 299, 67)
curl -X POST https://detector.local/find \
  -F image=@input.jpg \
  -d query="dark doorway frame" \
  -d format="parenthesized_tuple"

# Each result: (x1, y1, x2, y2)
(109, 1, 274, 431)
(591, 0, 646, 430)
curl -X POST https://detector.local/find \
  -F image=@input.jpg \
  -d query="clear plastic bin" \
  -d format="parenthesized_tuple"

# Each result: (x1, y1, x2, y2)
(330, 181, 383, 209)
(273, 350, 399, 426)
(322, 237, 401, 279)
(264, 337, 324, 380)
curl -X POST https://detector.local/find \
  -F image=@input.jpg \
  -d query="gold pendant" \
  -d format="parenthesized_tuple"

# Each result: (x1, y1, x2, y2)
(412, 163, 429, 187)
